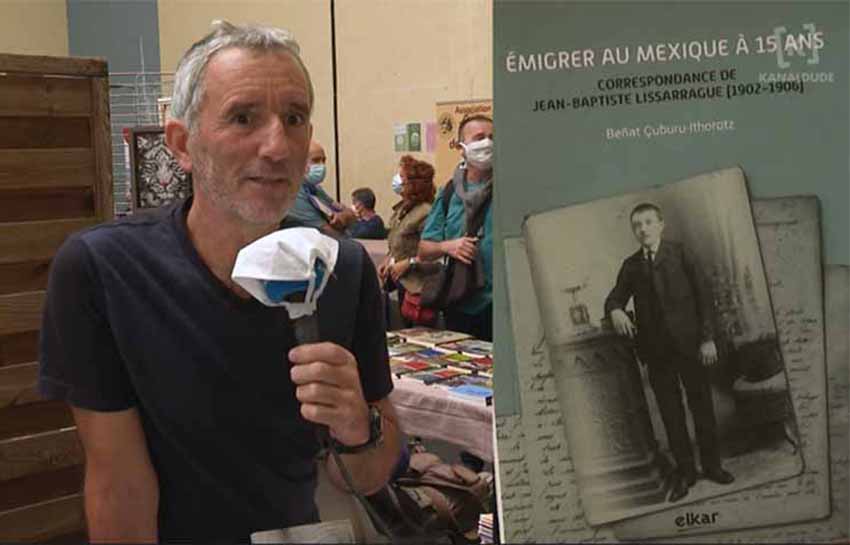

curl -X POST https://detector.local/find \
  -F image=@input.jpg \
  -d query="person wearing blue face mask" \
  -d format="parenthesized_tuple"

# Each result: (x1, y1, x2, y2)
(349, 187, 387, 240)
(288, 140, 355, 237)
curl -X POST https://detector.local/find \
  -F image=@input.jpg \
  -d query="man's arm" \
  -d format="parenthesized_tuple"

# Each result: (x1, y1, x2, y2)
(680, 245, 718, 365)
(417, 188, 477, 265)
(71, 406, 159, 543)
(418, 238, 478, 265)
(604, 260, 636, 337)
(289, 343, 403, 495)
(38, 237, 157, 541)
(680, 245, 715, 342)
(324, 397, 403, 494)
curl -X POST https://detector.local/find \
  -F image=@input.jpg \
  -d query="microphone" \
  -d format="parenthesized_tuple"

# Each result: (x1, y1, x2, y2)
(232, 229, 397, 539)
(232, 228, 337, 447)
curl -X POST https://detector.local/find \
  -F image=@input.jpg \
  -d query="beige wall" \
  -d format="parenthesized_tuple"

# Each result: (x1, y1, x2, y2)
(157, 0, 337, 190)
(0, 0, 68, 56)
(334, 0, 492, 220)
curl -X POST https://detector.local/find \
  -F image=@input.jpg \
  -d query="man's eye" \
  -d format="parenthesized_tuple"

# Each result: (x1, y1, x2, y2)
(285, 112, 307, 126)
(232, 113, 251, 125)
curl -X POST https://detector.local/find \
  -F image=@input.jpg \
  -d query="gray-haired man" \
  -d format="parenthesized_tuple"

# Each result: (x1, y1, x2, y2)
(39, 21, 401, 542)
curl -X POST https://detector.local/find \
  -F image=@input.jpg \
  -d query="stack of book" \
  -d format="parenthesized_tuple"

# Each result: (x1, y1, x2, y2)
(386, 328, 494, 405)
(478, 513, 494, 544)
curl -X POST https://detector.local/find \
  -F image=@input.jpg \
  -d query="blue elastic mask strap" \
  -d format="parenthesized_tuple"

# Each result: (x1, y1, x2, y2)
(263, 279, 309, 303)
(262, 259, 327, 303)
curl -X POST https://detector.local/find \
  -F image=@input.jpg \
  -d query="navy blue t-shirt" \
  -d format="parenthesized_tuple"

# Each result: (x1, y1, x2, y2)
(38, 198, 392, 542)
(348, 215, 387, 240)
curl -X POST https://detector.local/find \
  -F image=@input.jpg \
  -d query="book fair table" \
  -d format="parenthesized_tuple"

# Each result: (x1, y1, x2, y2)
(389, 376, 494, 462)
(387, 328, 495, 462)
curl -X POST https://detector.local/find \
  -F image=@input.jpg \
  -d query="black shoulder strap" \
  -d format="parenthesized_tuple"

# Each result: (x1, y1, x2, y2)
(440, 179, 454, 217)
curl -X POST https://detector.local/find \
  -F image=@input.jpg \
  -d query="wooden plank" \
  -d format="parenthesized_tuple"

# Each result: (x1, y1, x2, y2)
(89, 77, 113, 221)
(0, 260, 51, 296)
(0, 53, 106, 77)
(45, 529, 87, 544)
(0, 188, 94, 223)
(0, 218, 96, 264)
(0, 362, 41, 409)
(0, 465, 83, 512)
(0, 494, 85, 543)
(0, 149, 94, 190)
(0, 291, 44, 336)
(0, 427, 82, 482)
(0, 331, 38, 368)
(0, 401, 74, 442)
(0, 75, 91, 117)
(0, 117, 90, 149)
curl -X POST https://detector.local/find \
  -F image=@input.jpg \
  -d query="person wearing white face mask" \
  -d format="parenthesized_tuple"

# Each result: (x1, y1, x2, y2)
(288, 140, 355, 237)
(391, 171, 404, 196)
(417, 115, 494, 342)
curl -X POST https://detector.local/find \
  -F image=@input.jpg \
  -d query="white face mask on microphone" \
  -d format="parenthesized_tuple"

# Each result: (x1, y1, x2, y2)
(460, 138, 493, 170)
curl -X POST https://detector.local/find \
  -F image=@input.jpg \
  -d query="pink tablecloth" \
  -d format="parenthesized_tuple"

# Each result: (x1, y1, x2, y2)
(389, 376, 494, 462)
(354, 238, 388, 269)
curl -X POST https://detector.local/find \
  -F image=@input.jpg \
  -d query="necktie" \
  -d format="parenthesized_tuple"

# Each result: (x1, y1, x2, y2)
(647, 250, 658, 303)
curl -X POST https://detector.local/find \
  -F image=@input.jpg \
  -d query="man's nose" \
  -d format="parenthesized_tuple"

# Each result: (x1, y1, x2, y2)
(257, 116, 290, 162)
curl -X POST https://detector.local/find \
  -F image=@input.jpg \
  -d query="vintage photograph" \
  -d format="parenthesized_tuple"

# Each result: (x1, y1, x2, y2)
(520, 167, 804, 525)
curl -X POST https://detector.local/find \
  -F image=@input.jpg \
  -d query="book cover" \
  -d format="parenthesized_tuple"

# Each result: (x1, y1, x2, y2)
(387, 342, 426, 358)
(402, 368, 467, 385)
(446, 356, 495, 375)
(389, 358, 442, 376)
(448, 384, 494, 405)
(493, 1, 847, 539)
(439, 339, 495, 358)
(395, 327, 473, 347)
(437, 374, 494, 390)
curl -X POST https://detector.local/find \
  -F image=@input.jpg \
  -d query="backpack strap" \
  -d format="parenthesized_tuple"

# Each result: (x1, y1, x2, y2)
(440, 179, 454, 218)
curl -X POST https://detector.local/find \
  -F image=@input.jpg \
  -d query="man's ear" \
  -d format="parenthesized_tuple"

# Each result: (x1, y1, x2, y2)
(303, 122, 314, 175)
(165, 119, 193, 173)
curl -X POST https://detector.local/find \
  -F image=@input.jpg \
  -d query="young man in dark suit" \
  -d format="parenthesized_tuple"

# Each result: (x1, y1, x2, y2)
(605, 203, 734, 503)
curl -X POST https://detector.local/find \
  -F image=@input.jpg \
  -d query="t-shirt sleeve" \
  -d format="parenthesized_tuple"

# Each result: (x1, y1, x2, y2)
(351, 245, 393, 403)
(38, 235, 137, 411)
(420, 193, 446, 242)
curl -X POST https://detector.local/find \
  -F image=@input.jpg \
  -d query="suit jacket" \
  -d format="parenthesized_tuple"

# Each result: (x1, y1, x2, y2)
(604, 239, 714, 362)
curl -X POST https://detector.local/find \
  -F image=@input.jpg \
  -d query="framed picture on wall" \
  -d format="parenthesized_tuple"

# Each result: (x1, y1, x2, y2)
(128, 125, 192, 212)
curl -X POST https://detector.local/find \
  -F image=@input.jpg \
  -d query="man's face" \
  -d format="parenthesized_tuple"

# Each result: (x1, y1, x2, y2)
(631, 209, 664, 248)
(351, 199, 365, 219)
(306, 141, 326, 171)
(461, 119, 494, 146)
(186, 47, 312, 226)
